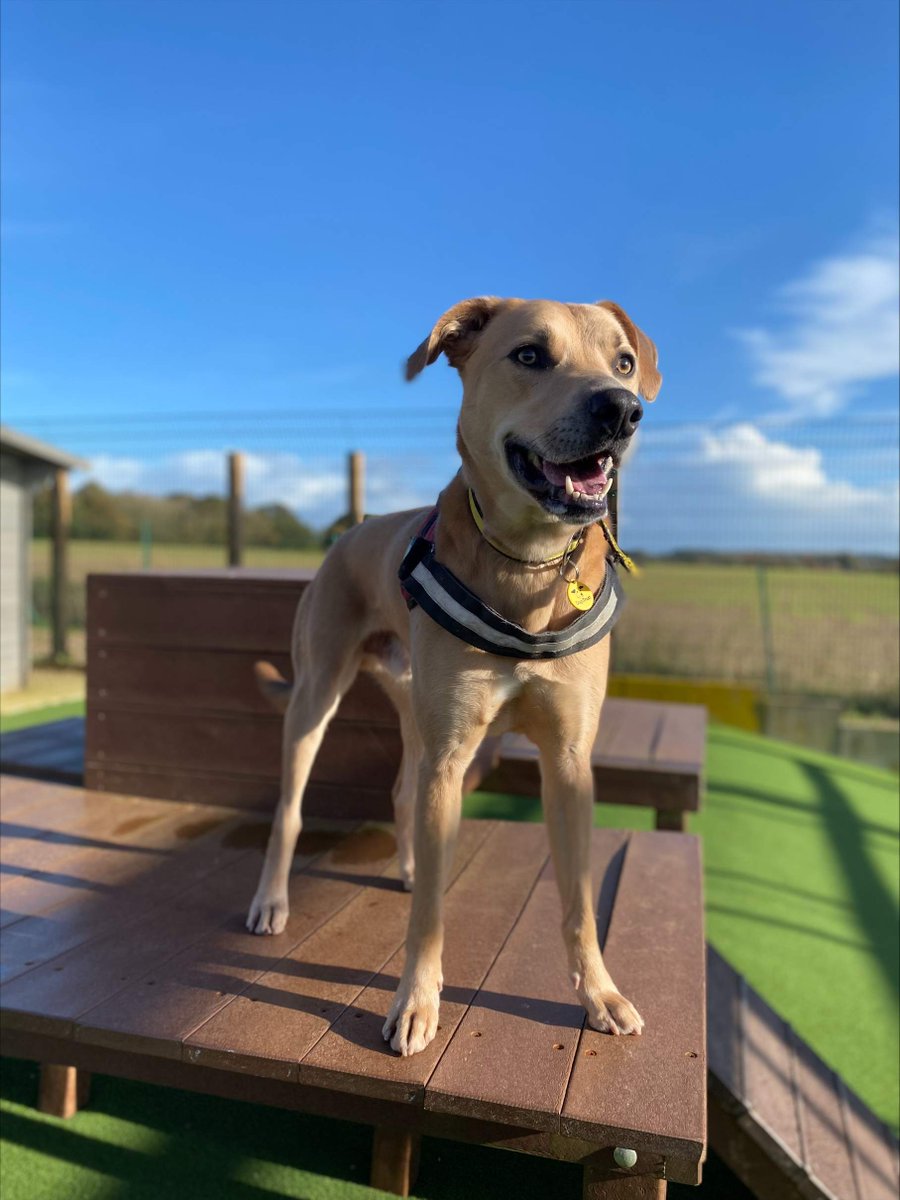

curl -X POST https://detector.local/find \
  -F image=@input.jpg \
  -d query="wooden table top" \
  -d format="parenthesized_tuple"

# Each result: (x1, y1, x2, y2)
(0, 774, 706, 1182)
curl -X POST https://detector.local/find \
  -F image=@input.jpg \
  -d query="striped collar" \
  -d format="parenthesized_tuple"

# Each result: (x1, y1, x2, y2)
(398, 508, 624, 660)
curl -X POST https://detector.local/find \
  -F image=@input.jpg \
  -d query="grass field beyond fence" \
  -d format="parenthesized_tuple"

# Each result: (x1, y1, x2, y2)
(31, 539, 899, 713)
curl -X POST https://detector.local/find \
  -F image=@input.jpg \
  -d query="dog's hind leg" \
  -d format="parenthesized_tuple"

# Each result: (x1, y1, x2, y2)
(359, 636, 419, 892)
(247, 600, 364, 935)
(386, 687, 421, 892)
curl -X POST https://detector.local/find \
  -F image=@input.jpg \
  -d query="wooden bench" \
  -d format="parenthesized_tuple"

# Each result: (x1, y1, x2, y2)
(484, 700, 706, 831)
(0, 774, 707, 1197)
(0, 570, 706, 830)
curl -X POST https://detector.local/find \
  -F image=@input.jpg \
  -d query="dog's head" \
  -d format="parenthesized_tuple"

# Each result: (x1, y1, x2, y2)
(406, 297, 661, 526)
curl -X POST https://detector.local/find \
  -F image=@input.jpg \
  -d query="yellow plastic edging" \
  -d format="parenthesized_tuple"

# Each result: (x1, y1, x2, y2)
(607, 674, 761, 732)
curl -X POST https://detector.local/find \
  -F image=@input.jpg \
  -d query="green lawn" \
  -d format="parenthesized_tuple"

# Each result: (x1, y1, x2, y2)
(2, 710, 897, 1198)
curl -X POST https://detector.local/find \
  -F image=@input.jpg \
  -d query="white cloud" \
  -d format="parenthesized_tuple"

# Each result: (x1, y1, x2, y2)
(621, 421, 899, 554)
(70, 428, 898, 556)
(737, 235, 900, 417)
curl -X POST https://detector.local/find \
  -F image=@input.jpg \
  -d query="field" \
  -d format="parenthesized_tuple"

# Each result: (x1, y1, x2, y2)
(30, 539, 900, 708)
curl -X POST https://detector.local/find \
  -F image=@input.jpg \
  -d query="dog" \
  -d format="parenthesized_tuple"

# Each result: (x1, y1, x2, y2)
(247, 297, 661, 1057)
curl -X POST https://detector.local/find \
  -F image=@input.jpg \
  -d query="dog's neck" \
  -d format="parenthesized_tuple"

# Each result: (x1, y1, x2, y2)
(433, 472, 609, 635)
(455, 466, 592, 565)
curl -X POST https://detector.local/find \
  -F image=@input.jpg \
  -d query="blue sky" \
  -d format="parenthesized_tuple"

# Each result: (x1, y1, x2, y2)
(2, 0, 898, 551)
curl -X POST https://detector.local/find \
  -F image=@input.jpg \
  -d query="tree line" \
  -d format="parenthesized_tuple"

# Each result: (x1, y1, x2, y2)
(33, 481, 323, 548)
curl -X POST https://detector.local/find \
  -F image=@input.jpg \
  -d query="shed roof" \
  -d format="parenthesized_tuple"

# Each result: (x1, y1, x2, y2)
(0, 425, 88, 471)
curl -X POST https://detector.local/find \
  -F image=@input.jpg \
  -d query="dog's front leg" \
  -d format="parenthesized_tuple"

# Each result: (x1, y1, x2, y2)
(382, 725, 484, 1057)
(539, 746, 644, 1036)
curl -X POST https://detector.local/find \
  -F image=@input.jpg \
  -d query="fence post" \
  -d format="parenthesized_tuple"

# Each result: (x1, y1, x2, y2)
(607, 476, 619, 542)
(51, 467, 70, 663)
(349, 451, 365, 526)
(756, 564, 777, 694)
(227, 452, 244, 567)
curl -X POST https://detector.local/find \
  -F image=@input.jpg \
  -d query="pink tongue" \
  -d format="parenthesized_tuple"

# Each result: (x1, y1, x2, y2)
(541, 458, 608, 494)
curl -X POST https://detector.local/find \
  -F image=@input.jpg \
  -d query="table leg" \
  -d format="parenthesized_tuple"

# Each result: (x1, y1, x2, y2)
(370, 1126, 421, 1196)
(583, 1168, 666, 1199)
(654, 809, 687, 831)
(38, 1064, 91, 1118)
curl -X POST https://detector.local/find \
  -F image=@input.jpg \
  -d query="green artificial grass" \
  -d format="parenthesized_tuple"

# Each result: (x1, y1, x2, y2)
(1, 717, 897, 1199)
(0, 700, 86, 734)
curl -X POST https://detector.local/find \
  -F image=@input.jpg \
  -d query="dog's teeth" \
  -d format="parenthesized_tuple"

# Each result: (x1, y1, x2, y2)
(599, 478, 613, 498)
(604, 456, 613, 472)
(528, 451, 542, 469)
(565, 474, 574, 497)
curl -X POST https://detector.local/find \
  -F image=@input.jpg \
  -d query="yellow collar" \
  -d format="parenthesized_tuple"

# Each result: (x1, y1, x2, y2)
(467, 487, 638, 575)
(467, 489, 582, 567)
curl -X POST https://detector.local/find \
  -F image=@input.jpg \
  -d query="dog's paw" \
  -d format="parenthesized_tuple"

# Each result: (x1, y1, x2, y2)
(246, 891, 289, 936)
(579, 980, 644, 1036)
(382, 976, 440, 1056)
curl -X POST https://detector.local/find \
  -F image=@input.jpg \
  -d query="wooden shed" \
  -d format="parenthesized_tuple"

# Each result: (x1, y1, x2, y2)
(0, 425, 86, 693)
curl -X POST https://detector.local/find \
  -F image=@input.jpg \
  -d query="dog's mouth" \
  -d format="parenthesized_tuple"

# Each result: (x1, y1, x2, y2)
(505, 440, 616, 523)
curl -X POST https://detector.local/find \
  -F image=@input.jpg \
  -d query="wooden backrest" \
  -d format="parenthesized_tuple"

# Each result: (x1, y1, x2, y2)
(84, 571, 402, 817)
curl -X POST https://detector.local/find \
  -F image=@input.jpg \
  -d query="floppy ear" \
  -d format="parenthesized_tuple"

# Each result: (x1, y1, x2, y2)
(595, 300, 662, 401)
(405, 296, 503, 381)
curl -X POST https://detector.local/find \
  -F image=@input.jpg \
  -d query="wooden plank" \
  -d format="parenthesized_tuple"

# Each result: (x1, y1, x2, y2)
(88, 574, 310, 652)
(185, 821, 495, 1080)
(792, 1030, 860, 1200)
(424, 830, 628, 1131)
(0, 820, 353, 1033)
(0, 775, 54, 815)
(85, 709, 402, 786)
(486, 739, 699, 812)
(1, 1027, 425, 1133)
(81, 764, 394, 819)
(88, 645, 398, 726)
(299, 822, 551, 1103)
(740, 977, 805, 1168)
(561, 833, 705, 1183)
(74, 825, 402, 1058)
(840, 1079, 900, 1200)
(0, 801, 247, 928)
(0, 808, 276, 985)
(651, 704, 707, 772)
(1, 790, 185, 877)
(705, 944, 743, 1104)
(596, 699, 662, 766)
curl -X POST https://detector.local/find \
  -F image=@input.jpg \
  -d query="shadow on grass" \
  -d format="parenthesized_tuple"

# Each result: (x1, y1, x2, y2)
(705, 865, 852, 911)
(704, 784, 898, 839)
(799, 762, 900, 1001)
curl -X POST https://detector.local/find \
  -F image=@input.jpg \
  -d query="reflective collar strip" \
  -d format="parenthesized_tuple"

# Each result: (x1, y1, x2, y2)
(398, 529, 625, 660)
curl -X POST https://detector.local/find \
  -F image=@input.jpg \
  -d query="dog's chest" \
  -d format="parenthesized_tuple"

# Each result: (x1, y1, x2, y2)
(484, 662, 563, 735)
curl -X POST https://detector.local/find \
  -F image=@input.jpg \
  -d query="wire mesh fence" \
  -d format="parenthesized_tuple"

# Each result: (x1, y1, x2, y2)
(27, 408, 899, 717)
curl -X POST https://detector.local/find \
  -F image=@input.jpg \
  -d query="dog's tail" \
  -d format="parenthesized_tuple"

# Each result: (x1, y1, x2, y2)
(254, 661, 292, 714)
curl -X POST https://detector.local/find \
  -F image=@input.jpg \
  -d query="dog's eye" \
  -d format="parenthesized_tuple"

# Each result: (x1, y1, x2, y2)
(512, 345, 547, 369)
(615, 353, 635, 376)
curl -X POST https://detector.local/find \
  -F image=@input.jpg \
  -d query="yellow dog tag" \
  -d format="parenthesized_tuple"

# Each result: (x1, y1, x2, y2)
(566, 580, 594, 611)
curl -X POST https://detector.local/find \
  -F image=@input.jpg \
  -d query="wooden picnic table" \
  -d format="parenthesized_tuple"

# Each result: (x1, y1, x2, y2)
(0, 774, 707, 1197)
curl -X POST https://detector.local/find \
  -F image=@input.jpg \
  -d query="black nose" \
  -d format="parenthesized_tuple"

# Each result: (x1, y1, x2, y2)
(587, 388, 643, 439)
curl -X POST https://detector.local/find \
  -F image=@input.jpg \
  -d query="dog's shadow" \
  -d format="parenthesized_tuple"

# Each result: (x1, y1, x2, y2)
(184, 939, 585, 1059)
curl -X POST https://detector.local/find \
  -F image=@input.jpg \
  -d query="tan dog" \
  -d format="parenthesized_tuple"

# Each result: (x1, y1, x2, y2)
(247, 297, 661, 1057)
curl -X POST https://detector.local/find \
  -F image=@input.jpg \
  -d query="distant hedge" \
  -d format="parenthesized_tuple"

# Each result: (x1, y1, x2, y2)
(33, 482, 320, 549)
